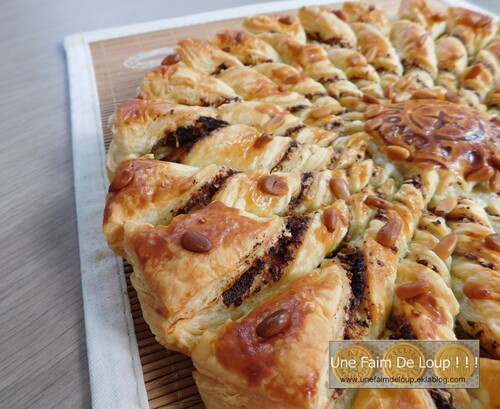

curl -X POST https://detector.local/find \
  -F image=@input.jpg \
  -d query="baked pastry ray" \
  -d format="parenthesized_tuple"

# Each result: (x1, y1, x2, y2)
(467, 358, 500, 409)
(435, 35, 468, 94)
(216, 100, 341, 145)
(445, 7, 498, 58)
(459, 35, 500, 106)
(108, 98, 379, 177)
(487, 78, 500, 114)
(103, 155, 397, 256)
(242, 14, 307, 44)
(106, 99, 219, 176)
(138, 63, 239, 106)
(349, 22, 404, 93)
(103, 157, 233, 257)
(298, 6, 357, 49)
(444, 199, 500, 358)
(191, 263, 351, 409)
(341, 171, 437, 340)
(125, 202, 350, 353)
(387, 211, 460, 340)
(389, 19, 438, 92)
(351, 389, 438, 409)
(398, 0, 447, 39)
(255, 32, 364, 109)
(169, 37, 363, 131)
(175, 38, 243, 75)
(341, 2, 390, 35)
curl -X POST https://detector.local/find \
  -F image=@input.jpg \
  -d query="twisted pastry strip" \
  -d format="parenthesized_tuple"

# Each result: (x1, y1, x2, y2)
(338, 170, 438, 340)
(459, 35, 500, 106)
(435, 35, 468, 94)
(295, 6, 384, 98)
(349, 22, 404, 94)
(125, 200, 350, 354)
(253, 31, 364, 109)
(398, 0, 447, 39)
(175, 35, 357, 131)
(242, 13, 306, 44)
(341, 1, 390, 35)
(388, 211, 459, 341)
(138, 63, 239, 106)
(216, 101, 340, 145)
(106, 98, 333, 175)
(327, 48, 384, 98)
(207, 30, 352, 108)
(106, 99, 217, 175)
(210, 29, 281, 65)
(486, 78, 500, 114)
(174, 38, 243, 75)
(191, 262, 352, 409)
(445, 7, 497, 58)
(442, 198, 500, 358)
(157, 40, 361, 132)
(215, 64, 350, 130)
(389, 20, 438, 94)
(107, 99, 375, 178)
(251, 62, 362, 130)
(298, 6, 357, 49)
(103, 155, 396, 257)
(215, 65, 312, 111)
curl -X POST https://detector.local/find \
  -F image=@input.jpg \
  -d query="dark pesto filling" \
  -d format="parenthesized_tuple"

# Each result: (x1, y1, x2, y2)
(222, 215, 311, 307)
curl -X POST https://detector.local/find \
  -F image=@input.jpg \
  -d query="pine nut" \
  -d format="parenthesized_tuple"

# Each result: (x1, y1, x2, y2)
(365, 195, 394, 209)
(396, 281, 431, 300)
(324, 207, 338, 232)
(376, 217, 402, 247)
(260, 175, 288, 196)
(256, 309, 291, 338)
(386, 145, 410, 160)
(180, 231, 212, 253)
(433, 234, 458, 259)
(485, 233, 500, 252)
(434, 197, 458, 217)
(329, 176, 350, 201)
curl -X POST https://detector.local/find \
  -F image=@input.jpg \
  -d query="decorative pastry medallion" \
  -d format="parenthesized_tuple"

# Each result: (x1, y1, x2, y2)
(364, 100, 499, 178)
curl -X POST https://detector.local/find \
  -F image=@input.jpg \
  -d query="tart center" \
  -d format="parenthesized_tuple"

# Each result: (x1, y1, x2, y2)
(364, 100, 499, 177)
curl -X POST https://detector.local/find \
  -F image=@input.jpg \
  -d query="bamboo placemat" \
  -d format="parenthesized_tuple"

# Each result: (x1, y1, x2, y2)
(88, 1, 440, 407)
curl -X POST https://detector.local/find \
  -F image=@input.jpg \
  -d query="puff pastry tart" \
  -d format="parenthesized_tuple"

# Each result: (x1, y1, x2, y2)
(103, 0, 500, 408)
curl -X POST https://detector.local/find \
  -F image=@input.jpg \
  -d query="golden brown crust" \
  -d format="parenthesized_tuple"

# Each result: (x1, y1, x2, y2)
(106, 99, 218, 176)
(298, 6, 357, 49)
(192, 265, 350, 409)
(390, 20, 437, 79)
(467, 358, 500, 409)
(242, 14, 306, 44)
(446, 7, 498, 56)
(349, 22, 403, 91)
(210, 30, 281, 65)
(175, 38, 242, 74)
(342, 2, 389, 34)
(139, 63, 238, 106)
(103, 157, 231, 257)
(398, 0, 447, 39)
(447, 202, 500, 358)
(124, 202, 283, 318)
